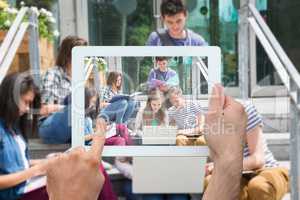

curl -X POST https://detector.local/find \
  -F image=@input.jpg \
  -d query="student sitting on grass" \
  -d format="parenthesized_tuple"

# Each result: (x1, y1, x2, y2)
(167, 86, 206, 146)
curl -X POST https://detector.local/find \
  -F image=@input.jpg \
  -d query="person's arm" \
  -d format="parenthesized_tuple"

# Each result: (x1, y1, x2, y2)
(243, 126, 265, 171)
(39, 104, 64, 116)
(203, 84, 247, 200)
(0, 164, 46, 189)
(145, 31, 160, 46)
(204, 155, 243, 200)
(99, 101, 110, 109)
(147, 70, 162, 89)
(168, 109, 176, 126)
(30, 159, 46, 166)
(46, 135, 105, 200)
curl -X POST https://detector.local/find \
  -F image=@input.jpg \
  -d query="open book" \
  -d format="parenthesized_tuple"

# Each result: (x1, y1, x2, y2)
(108, 92, 142, 103)
(24, 176, 46, 193)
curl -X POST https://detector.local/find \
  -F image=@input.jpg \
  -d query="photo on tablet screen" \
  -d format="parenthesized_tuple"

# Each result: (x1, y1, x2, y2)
(70, 46, 220, 194)
(71, 46, 220, 154)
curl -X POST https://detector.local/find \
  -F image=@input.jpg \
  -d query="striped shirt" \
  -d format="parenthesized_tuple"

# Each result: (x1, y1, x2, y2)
(243, 102, 278, 168)
(168, 101, 203, 130)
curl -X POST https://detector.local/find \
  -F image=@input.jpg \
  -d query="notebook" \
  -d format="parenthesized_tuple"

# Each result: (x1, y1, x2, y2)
(108, 92, 142, 103)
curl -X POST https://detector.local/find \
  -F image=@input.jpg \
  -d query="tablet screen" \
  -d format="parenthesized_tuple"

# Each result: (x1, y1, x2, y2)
(71, 46, 220, 157)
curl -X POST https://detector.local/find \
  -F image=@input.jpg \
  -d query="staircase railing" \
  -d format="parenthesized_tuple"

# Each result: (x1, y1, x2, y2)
(240, 3, 300, 199)
(0, 7, 40, 84)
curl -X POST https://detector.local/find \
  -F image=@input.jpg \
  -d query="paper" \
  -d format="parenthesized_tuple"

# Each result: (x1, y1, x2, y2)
(24, 175, 46, 193)
(109, 92, 142, 103)
(105, 123, 117, 139)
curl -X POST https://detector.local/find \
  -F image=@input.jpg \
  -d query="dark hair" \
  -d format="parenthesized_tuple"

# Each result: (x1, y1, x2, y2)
(85, 87, 99, 119)
(155, 57, 169, 62)
(0, 73, 41, 138)
(143, 89, 166, 124)
(56, 36, 88, 70)
(106, 71, 122, 90)
(160, 0, 187, 17)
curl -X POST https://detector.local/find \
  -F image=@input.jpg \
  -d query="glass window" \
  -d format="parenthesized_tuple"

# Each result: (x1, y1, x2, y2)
(185, 0, 239, 87)
(88, 0, 238, 93)
(255, 0, 300, 86)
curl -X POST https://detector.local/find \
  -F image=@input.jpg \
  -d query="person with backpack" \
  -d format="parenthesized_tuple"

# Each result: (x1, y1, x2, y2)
(146, 0, 207, 46)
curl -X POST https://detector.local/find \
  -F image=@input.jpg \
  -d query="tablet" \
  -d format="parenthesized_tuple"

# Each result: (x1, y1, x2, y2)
(71, 46, 221, 193)
(72, 46, 221, 150)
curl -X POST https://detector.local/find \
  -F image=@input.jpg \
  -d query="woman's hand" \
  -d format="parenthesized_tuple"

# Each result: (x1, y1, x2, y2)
(100, 101, 110, 109)
(32, 161, 48, 177)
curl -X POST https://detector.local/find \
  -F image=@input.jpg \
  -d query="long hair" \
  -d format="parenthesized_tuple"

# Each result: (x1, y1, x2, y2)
(55, 36, 88, 70)
(0, 73, 41, 139)
(85, 87, 99, 119)
(106, 71, 122, 90)
(143, 89, 166, 124)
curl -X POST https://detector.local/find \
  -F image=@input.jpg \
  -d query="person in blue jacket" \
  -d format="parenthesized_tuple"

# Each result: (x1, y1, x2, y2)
(0, 73, 48, 200)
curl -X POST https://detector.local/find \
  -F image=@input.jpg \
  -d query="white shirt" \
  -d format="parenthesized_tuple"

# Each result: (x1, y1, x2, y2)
(14, 135, 29, 169)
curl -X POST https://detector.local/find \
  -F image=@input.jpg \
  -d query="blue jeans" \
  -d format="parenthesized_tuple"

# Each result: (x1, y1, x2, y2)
(38, 105, 72, 144)
(100, 99, 135, 124)
(123, 180, 189, 200)
(38, 105, 93, 144)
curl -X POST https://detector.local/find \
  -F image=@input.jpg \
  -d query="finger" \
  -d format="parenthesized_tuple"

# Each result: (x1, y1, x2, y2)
(95, 118, 107, 136)
(224, 95, 232, 109)
(224, 95, 242, 110)
(69, 146, 86, 158)
(215, 84, 225, 109)
(89, 134, 105, 161)
(208, 84, 224, 114)
(46, 152, 63, 159)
